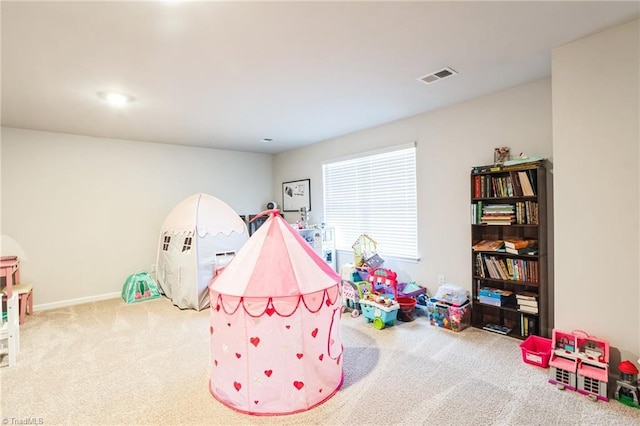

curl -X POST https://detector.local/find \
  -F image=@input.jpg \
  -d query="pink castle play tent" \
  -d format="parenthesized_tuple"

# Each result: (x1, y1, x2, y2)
(208, 211, 343, 415)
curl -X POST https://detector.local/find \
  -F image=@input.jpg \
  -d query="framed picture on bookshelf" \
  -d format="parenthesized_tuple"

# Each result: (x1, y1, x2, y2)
(282, 179, 311, 212)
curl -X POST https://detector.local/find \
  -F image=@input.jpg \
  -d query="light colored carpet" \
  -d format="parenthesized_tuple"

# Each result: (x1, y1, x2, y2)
(2, 297, 639, 425)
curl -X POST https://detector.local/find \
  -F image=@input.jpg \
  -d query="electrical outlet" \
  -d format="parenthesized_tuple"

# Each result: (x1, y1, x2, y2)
(438, 274, 445, 285)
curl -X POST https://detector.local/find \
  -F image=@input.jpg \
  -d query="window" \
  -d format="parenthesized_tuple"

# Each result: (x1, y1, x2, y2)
(162, 236, 171, 251)
(323, 145, 418, 261)
(182, 235, 193, 253)
(214, 251, 237, 275)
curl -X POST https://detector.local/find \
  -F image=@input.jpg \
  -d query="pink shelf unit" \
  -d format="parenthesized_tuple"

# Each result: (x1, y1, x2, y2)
(548, 329, 610, 401)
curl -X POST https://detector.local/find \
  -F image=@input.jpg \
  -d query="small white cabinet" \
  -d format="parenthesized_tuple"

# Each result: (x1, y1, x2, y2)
(297, 227, 336, 271)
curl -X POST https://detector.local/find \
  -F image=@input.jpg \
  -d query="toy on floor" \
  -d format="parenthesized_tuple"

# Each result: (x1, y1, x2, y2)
(352, 234, 378, 267)
(614, 359, 640, 408)
(426, 283, 470, 332)
(359, 292, 399, 330)
(367, 267, 398, 298)
(548, 329, 610, 401)
(121, 271, 161, 303)
(341, 280, 361, 317)
(396, 297, 417, 322)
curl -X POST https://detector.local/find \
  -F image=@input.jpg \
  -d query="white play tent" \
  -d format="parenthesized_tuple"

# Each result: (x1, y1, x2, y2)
(208, 211, 343, 415)
(156, 193, 249, 310)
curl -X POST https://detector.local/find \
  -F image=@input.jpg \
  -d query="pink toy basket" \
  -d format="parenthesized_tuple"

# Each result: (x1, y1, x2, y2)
(520, 335, 552, 368)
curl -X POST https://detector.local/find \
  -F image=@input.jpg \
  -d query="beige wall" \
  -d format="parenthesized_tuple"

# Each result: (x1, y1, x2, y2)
(0, 128, 273, 307)
(275, 78, 553, 293)
(552, 19, 639, 362)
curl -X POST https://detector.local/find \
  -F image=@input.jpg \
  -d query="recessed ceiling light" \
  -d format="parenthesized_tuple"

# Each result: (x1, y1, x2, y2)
(97, 91, 135, 107)
(260, 138, 273, 143)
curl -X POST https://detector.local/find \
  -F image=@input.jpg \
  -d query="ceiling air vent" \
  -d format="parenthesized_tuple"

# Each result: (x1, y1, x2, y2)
(418, 67, 458, 85)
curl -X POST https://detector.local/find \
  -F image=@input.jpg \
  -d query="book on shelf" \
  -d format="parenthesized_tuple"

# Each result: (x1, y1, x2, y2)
(504, 238, 535, 250)
(478, 287, 515, 306)
(509, 171, 524, 197)
(472, 240, 504, 251)
(518, 171, 535, 196)
(517, 297, 537, 306)
(475, 253, 486, 278)
(520, 314, 537, 337)
(517, 292, 539, 313)
(483, 323, 512, 335)
(485, 257, 505, 280)
(497, 259, 510, 280)
(516, 291, 537, 300)
(527, 169, 538, 195)
(483, 204, 514, 212)
(505, 245, 538, 255)
(518, 305, 539, 314)
(487, 258, 502, 280)
(481, 219, 514, 226)
(520, 314, 531, 336)
(480, 203, 515, 225)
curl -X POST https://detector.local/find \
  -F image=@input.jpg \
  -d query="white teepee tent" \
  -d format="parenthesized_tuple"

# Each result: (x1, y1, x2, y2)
(208, 211, 343, 415)
(156, 193, 248, 310)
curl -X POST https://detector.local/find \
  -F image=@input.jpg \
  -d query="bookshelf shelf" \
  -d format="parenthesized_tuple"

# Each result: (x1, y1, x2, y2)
(470, 160, 549, 339)
(472, 223, 539, 228)
(472, 276, 540, 287)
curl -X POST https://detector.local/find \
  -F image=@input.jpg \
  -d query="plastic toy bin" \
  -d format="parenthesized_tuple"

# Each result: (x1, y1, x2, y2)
(519, 335, 552, 368)
(426, 298, 470, 332)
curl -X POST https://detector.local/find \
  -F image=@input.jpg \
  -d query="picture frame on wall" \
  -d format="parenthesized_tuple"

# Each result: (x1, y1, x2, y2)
(282, 179, 311, 212)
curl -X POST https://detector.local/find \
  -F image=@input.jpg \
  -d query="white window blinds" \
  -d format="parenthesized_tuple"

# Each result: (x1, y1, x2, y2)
(323, 145, 418, 261)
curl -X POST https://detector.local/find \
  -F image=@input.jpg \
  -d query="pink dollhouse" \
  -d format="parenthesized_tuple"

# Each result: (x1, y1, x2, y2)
(548, 329, 610, 401)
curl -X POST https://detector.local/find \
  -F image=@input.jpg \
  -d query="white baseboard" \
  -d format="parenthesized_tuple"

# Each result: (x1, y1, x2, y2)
(34, 291, 121, 312)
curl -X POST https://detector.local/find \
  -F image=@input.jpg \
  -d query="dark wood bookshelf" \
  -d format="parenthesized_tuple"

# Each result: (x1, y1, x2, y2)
(470, 160, 548, 339)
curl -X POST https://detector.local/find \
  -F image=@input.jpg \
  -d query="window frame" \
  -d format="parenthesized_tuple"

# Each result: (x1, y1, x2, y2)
(322, 143, 419, 262)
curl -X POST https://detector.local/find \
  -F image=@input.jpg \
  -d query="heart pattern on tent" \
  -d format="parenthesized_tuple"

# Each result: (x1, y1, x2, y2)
(296, 353, 303, 359)
(264, 370, 272, 377)
(235, 353, 242, 359)
(311, 328, 318, 338)
(318, 354, 324, 361)
(234, 382, 242, 391)
(293, 381, 304, 390)
(250, 337, 260, 347)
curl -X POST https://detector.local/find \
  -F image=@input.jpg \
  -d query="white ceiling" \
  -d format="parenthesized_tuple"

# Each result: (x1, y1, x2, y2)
(2, 1, 638, 154)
